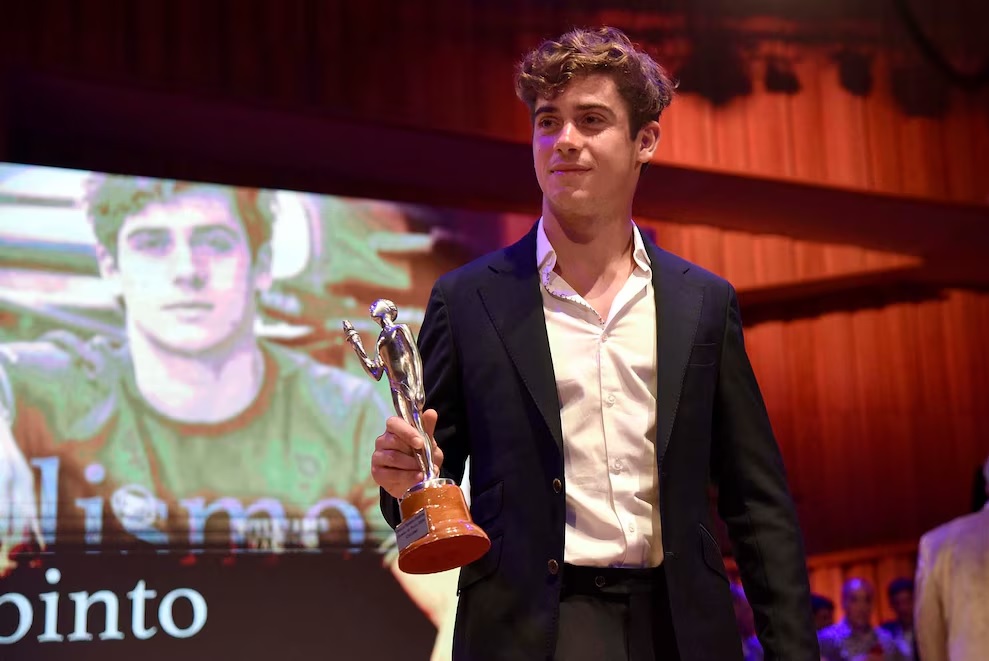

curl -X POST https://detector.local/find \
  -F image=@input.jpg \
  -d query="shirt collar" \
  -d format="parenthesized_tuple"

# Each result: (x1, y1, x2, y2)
(535, 217, 652, 282)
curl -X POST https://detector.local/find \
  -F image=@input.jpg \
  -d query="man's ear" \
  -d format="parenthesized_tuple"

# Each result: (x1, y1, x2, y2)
(253, 243, 274, 292)
(637, 121, 661, 165)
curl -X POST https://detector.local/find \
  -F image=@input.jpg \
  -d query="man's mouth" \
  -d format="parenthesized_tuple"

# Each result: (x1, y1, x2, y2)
(163, 302, 214, 312)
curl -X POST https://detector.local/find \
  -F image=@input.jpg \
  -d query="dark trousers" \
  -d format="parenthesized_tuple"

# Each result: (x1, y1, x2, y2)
(554, 563, 681, 661)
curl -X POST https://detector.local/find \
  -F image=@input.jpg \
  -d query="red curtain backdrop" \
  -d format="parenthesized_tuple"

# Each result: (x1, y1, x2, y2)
(2, 0, 987, 555)
(4, 0, 985, 201)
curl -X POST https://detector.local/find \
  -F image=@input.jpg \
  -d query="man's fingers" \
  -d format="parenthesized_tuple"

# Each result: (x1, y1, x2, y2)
(376, 430, 420, 456)
(373, 448, 422, 472)
(371, 466, 425, 500)
(373, 412, 444, 497)
(422, 409, 438, 438)
(371, 463, 420, 483)
(384, 416, 424, 450)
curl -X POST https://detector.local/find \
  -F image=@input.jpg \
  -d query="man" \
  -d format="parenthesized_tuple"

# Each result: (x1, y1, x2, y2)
(818, 578, 907, 661)
(812, 593, 837, 631)
(371, 27, 817, 660)
(915, 454, 989, 661)
(879, 578, 914, 658)
(0, 176, 391, 560)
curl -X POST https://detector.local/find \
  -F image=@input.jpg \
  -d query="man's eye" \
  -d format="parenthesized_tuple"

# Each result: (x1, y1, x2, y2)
(196, 232, 236, 254)
(208, 236, 234, 251)
(130, 233, 171, 254)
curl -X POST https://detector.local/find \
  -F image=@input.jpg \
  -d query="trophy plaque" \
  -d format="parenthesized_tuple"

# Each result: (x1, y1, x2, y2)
(343, 299, 490, 574)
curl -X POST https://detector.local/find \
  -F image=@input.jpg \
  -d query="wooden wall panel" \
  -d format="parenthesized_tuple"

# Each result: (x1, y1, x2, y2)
(637, 219, 918, 291)
(744, 292, 989, 553)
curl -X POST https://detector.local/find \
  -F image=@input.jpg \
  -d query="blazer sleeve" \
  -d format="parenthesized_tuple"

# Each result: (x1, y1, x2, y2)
(379, 279, 471, 529)
(711, 284, 819, 660)
(914, 532, 948, 661)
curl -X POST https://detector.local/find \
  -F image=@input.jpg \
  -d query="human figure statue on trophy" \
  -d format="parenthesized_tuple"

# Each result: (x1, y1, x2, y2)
(343, 299, 434, 480)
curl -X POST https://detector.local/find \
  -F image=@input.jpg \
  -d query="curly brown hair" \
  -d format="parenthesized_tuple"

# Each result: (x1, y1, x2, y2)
(515, 26, 675, 137)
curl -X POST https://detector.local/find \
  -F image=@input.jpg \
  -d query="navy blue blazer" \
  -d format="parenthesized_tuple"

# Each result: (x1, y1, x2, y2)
(382, 224, 819, 661)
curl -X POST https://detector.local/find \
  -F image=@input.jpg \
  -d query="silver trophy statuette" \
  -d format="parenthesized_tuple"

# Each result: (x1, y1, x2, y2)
(342, 299, 436, 482)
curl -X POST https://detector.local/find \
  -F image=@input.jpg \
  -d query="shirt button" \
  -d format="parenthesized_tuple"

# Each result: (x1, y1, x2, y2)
(600, 332, 608, 343)
(627, 522, 636, 533)
(594, 575, 606, 588)
(548, 559, 560, 575)
(605, 394, 616, 407)
(552, 478, 562, 493)
(611, 459, 624, 474)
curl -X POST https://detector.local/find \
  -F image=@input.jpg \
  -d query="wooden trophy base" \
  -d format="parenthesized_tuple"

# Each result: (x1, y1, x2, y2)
(396, 478, 490, 574)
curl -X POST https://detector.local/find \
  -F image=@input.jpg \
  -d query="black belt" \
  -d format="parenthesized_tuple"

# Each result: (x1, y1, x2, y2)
(562, 562, 663, 595)
(561, 563, 673, 661)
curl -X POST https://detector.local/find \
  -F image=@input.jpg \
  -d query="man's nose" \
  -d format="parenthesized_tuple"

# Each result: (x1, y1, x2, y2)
(555, 121, 581, 152)
(171, 242, 207, 288)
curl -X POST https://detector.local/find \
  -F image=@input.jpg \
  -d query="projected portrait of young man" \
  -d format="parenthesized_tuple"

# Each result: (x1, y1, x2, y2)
(0, 175, 391, 561)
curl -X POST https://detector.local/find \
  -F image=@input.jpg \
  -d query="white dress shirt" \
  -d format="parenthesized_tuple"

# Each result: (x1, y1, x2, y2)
(536, 218, 662, 568)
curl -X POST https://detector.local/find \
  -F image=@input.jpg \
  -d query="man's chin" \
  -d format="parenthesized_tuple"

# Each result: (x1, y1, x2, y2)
(145, 333, 231, 357)
(546, 189, 593, 214)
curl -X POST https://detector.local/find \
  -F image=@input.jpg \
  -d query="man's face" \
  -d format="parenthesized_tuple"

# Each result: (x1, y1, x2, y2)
(100, 190, 272, 355)
(814, 606, 835, 630)
(890, 590, 914, 626)
(843, 583, 874, 630)
(531, 73, 659, 220)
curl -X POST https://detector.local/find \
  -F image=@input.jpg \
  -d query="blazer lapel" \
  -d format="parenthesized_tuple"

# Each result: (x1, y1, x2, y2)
(647, 242, 704, 464)
(478, 227, 565, 453)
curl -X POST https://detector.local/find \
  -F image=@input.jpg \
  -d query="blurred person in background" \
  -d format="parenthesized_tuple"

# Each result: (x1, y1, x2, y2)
(914, 454, 989, 661)
(818, 577, 907, 661)
(812, 593, 837, 631)
(879, 578, 914, 658)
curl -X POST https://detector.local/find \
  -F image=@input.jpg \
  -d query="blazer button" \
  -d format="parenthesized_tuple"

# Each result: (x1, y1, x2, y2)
(548, 559, 559, 575)
(552, 478, 562, 493)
